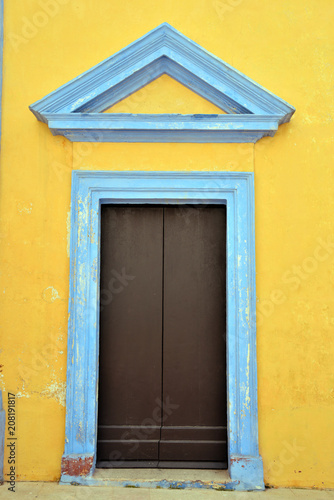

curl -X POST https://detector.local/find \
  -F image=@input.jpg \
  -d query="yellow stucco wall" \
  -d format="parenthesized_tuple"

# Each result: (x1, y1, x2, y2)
(0, 0, 333, 488)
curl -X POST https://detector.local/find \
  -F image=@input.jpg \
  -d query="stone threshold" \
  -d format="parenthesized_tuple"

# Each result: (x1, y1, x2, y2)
(65, 468, 237, 490)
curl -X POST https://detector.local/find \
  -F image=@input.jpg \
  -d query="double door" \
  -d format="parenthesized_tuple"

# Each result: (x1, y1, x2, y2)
(97, 204, 227, 468)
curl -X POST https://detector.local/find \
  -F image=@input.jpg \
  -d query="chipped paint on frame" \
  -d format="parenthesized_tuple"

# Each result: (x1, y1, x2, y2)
(61, 171, 264, 490)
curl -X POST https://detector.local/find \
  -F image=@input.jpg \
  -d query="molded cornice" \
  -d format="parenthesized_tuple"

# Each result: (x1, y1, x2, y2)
(29, 23, 295, 143)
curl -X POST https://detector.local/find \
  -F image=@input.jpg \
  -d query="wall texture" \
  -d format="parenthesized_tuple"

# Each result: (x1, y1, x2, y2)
(0, 0, 333, 488)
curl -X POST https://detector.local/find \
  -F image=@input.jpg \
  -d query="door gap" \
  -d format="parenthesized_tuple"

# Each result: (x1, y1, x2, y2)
(158, 206, 165, 463)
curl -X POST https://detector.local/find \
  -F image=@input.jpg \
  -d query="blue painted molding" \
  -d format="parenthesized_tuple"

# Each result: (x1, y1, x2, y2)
(43, 113, 280, 143)
(29, 23, 295, 143)
(62, 170, 264, 490)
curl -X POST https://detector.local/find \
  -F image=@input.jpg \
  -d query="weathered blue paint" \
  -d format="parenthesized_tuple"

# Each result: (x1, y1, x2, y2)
(60, 474, 254, 491)
(61, 171, 264, 490)
(29, 23, 295, 143)
(43, 113, 280, 143)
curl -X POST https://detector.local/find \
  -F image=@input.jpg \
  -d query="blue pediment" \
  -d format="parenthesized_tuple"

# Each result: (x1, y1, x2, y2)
(29, 23, 295, 143)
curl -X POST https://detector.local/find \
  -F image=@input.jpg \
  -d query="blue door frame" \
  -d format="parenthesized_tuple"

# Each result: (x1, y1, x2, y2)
(60, 170, 264, 490)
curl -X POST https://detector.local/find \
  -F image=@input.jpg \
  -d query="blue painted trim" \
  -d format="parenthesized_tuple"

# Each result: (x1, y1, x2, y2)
(230, 455, 264, 487)
(44, 113, 280, 143)
(62, 171, 264, 490)
(0, 0, 3, 153)
(29, 23, 295, 143)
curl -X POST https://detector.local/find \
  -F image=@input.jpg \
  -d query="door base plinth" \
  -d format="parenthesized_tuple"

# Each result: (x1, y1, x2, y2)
(230, 455, 265, 490)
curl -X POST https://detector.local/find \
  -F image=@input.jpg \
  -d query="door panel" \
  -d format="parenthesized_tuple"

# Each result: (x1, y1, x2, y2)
(161, 206, 227, 464)
(97, 204, 227, 468)
(97, 206, 163, 462)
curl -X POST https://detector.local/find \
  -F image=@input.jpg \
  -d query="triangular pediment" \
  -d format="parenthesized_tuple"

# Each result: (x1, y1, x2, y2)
(29, 23, 295, 143)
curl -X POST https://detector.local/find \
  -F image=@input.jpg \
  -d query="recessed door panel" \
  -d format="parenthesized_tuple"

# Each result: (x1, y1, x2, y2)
(97, 206, 163, 462)
(161, 206, 227, 464)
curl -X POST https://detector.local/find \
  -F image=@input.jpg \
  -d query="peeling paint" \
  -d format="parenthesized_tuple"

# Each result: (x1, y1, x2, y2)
(14, 381, 66, 406)
(15, 391, 31, 398)
(61, 454, 94, 477)
(40, 381, 66, 406)
(17, 202, 33, 214)
(91, 258, 97, 283)
(42, 287, 60, 303)
(246, 343, 250, 379)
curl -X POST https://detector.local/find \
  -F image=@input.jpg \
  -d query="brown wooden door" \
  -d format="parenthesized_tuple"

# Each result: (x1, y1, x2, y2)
(97, 205, 227, 469)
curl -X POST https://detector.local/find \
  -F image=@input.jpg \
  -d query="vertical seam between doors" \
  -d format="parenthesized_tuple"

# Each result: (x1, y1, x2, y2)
(158, 206, 165, 464)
